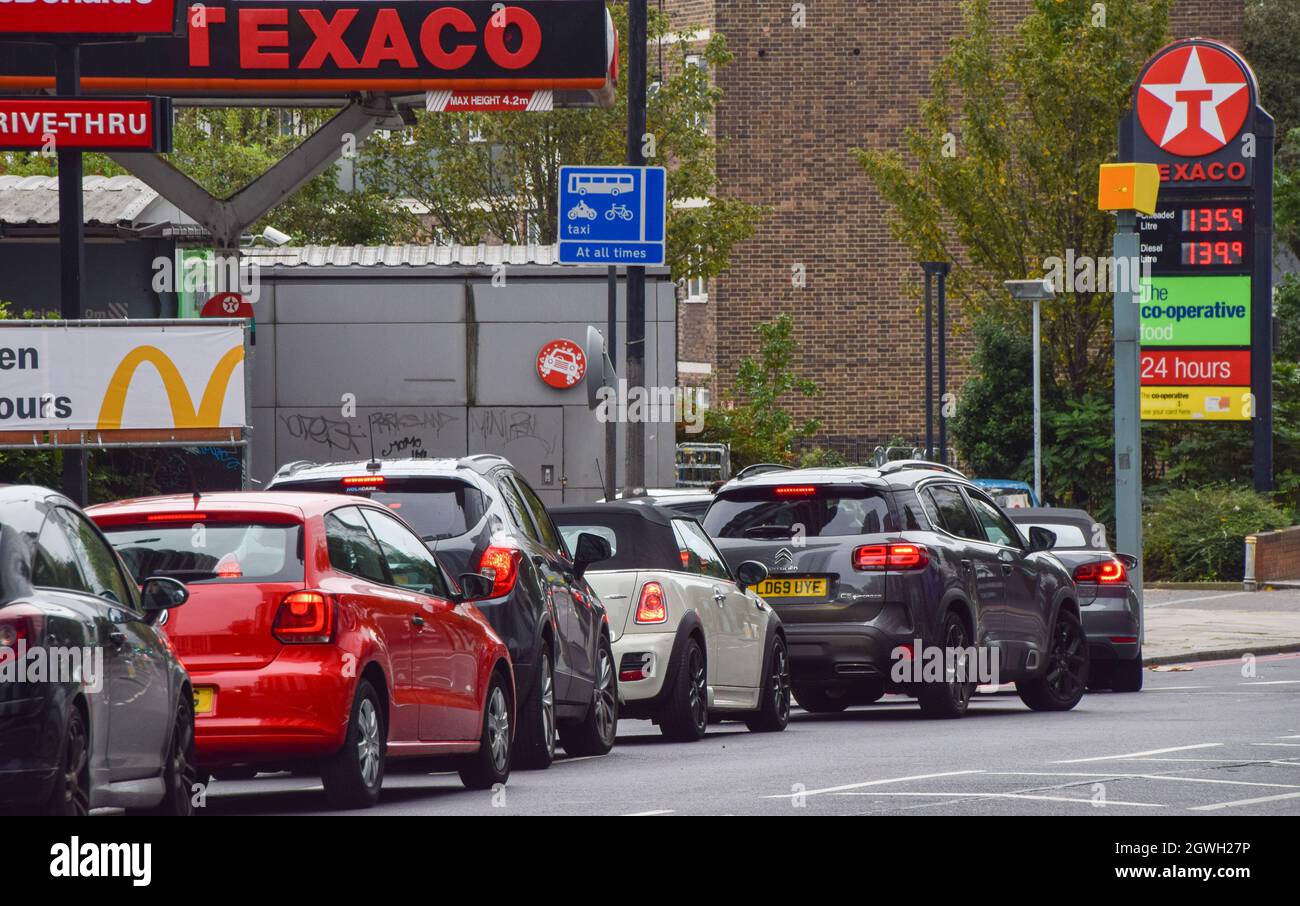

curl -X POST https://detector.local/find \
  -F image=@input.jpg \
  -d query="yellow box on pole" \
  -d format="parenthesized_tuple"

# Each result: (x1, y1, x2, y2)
(1097, 163, 1160, 215)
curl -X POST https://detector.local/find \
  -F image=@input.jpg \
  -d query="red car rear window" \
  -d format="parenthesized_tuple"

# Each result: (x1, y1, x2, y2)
(102, 522, 305, 584)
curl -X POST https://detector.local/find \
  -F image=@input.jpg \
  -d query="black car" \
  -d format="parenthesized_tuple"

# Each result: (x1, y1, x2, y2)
(268, 456, 617, 768)
(0, 485, 194, 815)
(1007, 508, 1143, 692)
(703, 461, 1087, 718)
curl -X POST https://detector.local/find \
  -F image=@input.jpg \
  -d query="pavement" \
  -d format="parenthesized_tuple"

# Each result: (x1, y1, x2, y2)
(1143, 586, 1300, 663)
(192, 651, 1300, 817)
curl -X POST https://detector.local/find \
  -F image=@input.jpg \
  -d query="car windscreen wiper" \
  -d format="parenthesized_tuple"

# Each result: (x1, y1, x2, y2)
(743, 524, 796, 539)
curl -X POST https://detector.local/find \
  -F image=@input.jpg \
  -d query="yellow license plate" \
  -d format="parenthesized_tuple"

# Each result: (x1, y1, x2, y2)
(754, 577, 828, 599)
(193, 687, 215, 715)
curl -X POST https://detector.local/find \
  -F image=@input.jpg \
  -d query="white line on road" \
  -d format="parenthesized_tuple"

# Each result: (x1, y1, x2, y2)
(1190, 790, 1300, 811)
(1145, 591, 1256, 608)
(1241, 680, 1300, 685)
(1251, 743, 1300, 748)
(623, 809, 675, 816)
(834, 791, 1165, 807)
(1053, 743, 1222, 764)
(983, 771, 1300, 789)
(760, 770, 984, 799)
(1146, 685, 1209, 691)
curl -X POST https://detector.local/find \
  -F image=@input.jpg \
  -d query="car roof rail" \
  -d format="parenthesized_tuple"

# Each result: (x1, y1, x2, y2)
(875, 459, 968, 479)
(735, 463, 793, 480)
(273, 460, 319, 478)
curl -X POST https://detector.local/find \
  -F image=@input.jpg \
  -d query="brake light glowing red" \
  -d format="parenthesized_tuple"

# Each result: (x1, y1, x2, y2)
(272, 591, 333, 644)
(1073, 559, 1126, 584)
(854, 543, 930, 571)
(478, 545, 522, 598)
(342, 475, 384, 488)
(147, 512, 207, 522)
(215, 555, 242, 578)
(773, 486, 817, 497)
(635, 581, 668, 624)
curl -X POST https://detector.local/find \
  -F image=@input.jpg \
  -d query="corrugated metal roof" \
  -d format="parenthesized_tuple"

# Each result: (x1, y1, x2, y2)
(244, 243, 565, 268)
(0, 175, 161, 227)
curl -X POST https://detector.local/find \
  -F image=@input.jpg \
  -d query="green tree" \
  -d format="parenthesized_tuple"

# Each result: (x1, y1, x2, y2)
(697, 315, 821, 468)
(361, 3, 764, 282)
(856, 0, 1170, 398)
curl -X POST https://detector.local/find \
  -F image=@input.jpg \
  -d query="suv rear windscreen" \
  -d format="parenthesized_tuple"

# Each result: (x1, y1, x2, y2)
(276, 477, 487, 541)
(704, 487, 894, 539)
(103, 522, 304, 584)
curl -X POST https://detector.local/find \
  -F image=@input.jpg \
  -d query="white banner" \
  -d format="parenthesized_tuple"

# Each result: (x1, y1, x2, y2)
(0, 323, 246, 432)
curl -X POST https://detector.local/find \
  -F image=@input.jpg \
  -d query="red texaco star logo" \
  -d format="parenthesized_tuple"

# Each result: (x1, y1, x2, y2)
(1137, 44, 1250, 157)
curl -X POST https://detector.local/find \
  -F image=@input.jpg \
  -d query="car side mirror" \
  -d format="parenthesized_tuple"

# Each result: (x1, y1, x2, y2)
(141, 576, 189, 614)
(734, 560, 768, 591)
(1027, 526, 1057, 552)
(572, 532, 613, 578)
(457, 573, 496, 602)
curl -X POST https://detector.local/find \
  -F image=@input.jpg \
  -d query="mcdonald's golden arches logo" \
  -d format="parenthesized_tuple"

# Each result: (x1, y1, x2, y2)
(96, 344, 245, 430)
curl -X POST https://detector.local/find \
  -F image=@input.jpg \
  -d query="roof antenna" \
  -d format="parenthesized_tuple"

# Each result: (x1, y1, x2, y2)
(366, 413, 381, 472)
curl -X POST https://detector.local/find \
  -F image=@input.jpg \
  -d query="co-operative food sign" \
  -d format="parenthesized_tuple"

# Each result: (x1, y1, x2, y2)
(1123, 39, 1273, 422)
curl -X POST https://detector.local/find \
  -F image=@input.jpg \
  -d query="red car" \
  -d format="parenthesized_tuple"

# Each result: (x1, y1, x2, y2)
(87, 492, 514, 809)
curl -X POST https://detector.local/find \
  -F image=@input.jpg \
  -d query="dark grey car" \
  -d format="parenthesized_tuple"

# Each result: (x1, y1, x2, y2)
(1007, 508, 1143, 692)
(0, 485, 194, 815)
(703, 462, 1088, 718)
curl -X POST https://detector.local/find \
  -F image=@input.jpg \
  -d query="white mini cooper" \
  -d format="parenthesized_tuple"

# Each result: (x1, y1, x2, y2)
(553, 503, 790, 740)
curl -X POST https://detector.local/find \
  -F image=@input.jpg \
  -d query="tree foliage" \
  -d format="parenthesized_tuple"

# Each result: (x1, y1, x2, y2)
(362, 2, 764, 281)
(697, 315, 821, 468)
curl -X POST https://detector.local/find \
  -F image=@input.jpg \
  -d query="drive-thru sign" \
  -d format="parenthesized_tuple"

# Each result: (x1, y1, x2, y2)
(558, 165, 667, 266)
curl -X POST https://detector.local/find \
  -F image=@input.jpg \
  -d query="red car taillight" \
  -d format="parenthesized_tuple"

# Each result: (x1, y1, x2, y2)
(272, 591, 334, 644)
(853, 543, 930, 571)
(635, 581, 668, 624)
(478, 545, 522, 598)
(0, 610, 41, 664)
(1074, 559, 1126, 584)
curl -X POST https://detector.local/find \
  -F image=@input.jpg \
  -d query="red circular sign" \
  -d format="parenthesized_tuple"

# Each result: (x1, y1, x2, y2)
(536, 339, 587, 388)
(200, 292, 254, 319)
(1137, 44, 1250, 157)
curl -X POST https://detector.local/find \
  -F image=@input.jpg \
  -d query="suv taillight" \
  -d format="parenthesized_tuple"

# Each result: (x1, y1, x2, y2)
(853, 543, 930, 571)
(635, 581, 668, 624)
(478, 545, 522, 598)
(0, 609, 42, 664)
(1074, 559, 1126, 584)
(273, 591, 334, 644)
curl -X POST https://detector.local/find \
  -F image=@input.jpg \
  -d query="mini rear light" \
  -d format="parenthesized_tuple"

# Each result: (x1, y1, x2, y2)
(854, 543, 929, 571)
(478, 545, 522, 598)
(773, 486, 818, 497)
(147, 512, 207, 523)
(635, 581, 668, 624)
(273, 591, 334, 644)
(1109, 636, 1138, 644)
(1074, 559, 1126, 584)
(342, 475, 384, 487)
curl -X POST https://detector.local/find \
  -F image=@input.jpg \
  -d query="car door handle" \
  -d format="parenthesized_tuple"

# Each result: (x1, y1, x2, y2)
(411, 615, 426, 629)
(712, 589, 727, 603)
(109, 631, 128, 648)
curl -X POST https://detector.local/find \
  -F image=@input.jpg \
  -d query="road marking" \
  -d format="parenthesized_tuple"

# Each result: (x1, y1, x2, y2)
(1241, 680, 1300, 686)
(984, 771, 1300, 790)
(1146, 685, 1208, 691)
(623, 809, 675, 816)
(835, 791, 1164, 807)
(1190, 790, 1300, 811)
(1053, 743, 1222, 764)
(1251, 743, 1300, 748)
(1145, 591, 1255, 608)
(760, 770, 984, 799)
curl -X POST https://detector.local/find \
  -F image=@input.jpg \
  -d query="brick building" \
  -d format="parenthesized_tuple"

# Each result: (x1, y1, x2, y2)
(664, 0, 1245, 458)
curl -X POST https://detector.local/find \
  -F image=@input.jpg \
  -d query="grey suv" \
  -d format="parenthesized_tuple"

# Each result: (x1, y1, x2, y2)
(703, 462, 1087, 718)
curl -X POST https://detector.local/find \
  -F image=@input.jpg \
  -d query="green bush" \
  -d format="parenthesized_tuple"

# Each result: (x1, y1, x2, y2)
(1144, 486, 1293, 582)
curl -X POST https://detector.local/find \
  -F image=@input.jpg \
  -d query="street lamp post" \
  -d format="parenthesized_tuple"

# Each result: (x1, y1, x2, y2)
(1004, 279, 1057, 504)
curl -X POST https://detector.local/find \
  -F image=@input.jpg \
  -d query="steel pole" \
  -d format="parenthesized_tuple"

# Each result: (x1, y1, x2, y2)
(56, 42, 89, 505)
(1032, 296, 1042, 503)
(624, 0, 648, 492)
(1113, 211, 1143, 603)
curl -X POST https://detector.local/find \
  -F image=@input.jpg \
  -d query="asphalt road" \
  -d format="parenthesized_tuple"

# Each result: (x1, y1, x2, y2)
(194, 652, 1300, 817)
